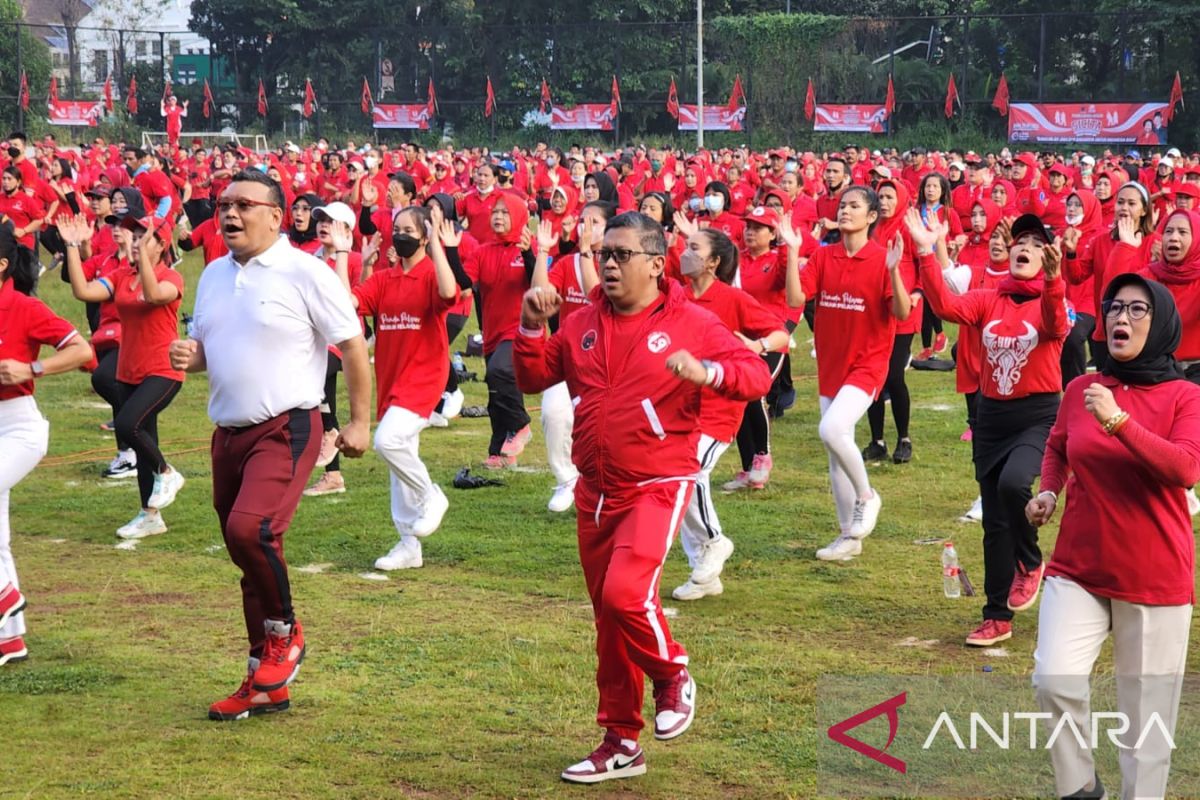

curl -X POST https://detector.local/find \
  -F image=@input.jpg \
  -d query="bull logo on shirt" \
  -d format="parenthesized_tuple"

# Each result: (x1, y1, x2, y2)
(581, 329, 597, 351)
(647, 331, 671, 354)
(983, 321, 1039, 397)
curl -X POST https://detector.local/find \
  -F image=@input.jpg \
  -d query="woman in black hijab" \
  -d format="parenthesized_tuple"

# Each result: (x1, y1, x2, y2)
(287, 192, 322, 252)
(1028, 274, 1200, 800)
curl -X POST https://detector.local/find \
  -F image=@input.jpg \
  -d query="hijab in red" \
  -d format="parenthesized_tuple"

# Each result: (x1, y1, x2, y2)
(495, 190, 530, 245)
(871, 179, 911, 246)
(1148, 209, 1200, 284)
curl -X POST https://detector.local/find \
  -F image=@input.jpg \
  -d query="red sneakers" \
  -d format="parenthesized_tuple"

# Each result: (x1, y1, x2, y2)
(560, 731, 646, 784)
(652, 668, 696, 740)
(0, 583, 26, 629)
(915, 347, 935, 361)
(1008, 561, 1046, 612)
(934, 332, 949, 353)
(965, 619, 1013, 647)
(252, 621, 306, 691)
(209, 671, 290, 721)
(0, 636, 28, 666)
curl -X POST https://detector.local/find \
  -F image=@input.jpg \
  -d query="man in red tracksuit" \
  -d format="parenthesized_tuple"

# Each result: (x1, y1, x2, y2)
(514, 211, 772, 785)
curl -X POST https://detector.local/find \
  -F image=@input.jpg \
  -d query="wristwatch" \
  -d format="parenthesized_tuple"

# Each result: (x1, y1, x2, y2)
(30, 360, 44, 378)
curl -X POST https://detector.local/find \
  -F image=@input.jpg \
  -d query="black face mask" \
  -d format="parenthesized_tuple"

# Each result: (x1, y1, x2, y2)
(497, 173, 511, 185)
(7, 147, 20, 159)
(392, 233, 421, 258)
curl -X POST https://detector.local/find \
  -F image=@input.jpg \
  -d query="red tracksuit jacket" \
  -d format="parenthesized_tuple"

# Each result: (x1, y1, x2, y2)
(514, 281, 772, 494)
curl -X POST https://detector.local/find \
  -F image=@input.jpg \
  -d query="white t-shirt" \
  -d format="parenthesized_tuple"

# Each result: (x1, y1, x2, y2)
(192, 235, 361, 427)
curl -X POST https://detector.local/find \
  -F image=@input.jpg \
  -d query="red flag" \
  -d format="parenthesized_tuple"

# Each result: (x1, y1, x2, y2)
(991, 73, 1010, 117)
(1167, 71, 1184, 123)
(126, 75, 138, 114)
(103, 75, 113, 113)
(18, 70, 29, 111)
(944, 73, 959, 119)
(484, 76, 496, 118)
(727, 74, 745, 112)
(162, 77, 172, 101)
(540, 78, 551, 114)
(885, 74, 896, 119)
(610, 75, 621, 117)
(804, 78, 815, 122)
(257, 78, 268, 117)
(360, 77, 373, 115)
(202, 78, 213, 119)
(426, 77, 437, 117)
(667, 76, 680, 119)
(302, 78, 315, 118)
(48, 76, 58, 106)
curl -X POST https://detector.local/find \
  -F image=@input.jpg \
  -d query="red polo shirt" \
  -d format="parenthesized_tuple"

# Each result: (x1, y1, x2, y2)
(111, 263, 185, 384)
(0, 279, 79, 400)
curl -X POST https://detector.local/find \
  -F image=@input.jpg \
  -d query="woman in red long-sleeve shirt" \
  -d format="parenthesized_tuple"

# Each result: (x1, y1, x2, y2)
(913, 212, 1070, 648)
(1027, 274, 1200, 800)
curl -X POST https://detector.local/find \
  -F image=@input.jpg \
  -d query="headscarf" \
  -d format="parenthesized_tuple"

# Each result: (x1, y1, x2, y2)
(288, 192, 322, 244)
(1147, 209, 1200, 285)
(871, 179, 911, 246)
(495, 190, 530, 245)
(966, 198, 1002, 245)
(586, 171, 619, 205)
(990, 179, 1019, 215)
(1101, 273, 1185, 385)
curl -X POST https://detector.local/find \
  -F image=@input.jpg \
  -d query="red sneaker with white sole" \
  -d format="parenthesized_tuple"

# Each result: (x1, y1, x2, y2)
(252, 621, 306, 691)
(209, 671, 290, 721)
(0, 636, 28, 666)
(0, 583, 26, 629)
(965, 619, 1012, 647)
(560, 731, 646, 784)
(934, 332, 949, 353)
(1008, 561, 1046, 612)
(653, 668, 696, 740)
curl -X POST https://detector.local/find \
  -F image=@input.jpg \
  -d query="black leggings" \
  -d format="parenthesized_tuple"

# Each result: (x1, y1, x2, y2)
(484, 341, 531, 455)
(867, 334, 915, 442)
(321, 351, 342, 473)
(92, 348, 130, 451)
(921, 303, 943, 348)
(978, 444, 1043, 622)
(1059, 312, 1096, 390)
(736, 352, 785, 470)
(441, 312, 468, 402)
(116, 377, 182, 508)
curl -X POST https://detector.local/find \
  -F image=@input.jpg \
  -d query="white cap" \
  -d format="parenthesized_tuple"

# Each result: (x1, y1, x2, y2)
(312, 201, 355, 227)
(870, 165, 893, 179)
(1168, 147, 1182, 158)
(948, 161, 966, 171)
(1160, 157, 1175, 170)
(1080, 155, 1095, 166)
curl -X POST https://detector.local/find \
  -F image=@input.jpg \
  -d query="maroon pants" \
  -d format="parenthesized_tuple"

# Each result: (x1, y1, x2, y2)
(211, 407, 320, 658)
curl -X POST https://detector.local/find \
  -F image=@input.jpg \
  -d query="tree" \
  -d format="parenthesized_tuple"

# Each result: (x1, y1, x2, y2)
(0, 0, 52, 130)
(53, 0, 89, 97)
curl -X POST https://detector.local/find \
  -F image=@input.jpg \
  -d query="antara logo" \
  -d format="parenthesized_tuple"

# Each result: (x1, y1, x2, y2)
(826, 692, 907, 773)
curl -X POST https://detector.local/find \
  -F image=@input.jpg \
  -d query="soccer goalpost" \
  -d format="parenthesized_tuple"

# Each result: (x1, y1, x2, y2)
(141, 131, 270, 153)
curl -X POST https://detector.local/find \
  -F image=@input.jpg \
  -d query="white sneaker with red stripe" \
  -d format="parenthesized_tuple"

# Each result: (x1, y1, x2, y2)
(560, 731, 646, 784)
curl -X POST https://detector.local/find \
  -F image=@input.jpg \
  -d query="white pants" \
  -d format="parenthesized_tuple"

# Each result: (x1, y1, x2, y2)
(373, 406, 435, 536)
(1033, 576, 1192, 800)
(679, 434, 731, 570)
(818, 386, 874, 533)
(541, 382, 578, 487)
(0, 396, 49, 640)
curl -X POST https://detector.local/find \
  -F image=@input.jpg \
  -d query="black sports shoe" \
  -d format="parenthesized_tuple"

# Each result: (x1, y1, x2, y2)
(1061, 772, 1105, 799)
(892, 439, 913, 464)
(861, 441, 889, 462)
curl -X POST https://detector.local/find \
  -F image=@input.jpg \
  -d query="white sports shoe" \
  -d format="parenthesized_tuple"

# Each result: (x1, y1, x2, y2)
(848, 489, 882, 538)
(958, 496, 983, 523)
(374, 537, 423, 570)
(441, 388, 465, 420)
(116, 510, 167, 539)
(672, 577, 723, 601)
(102, 450, 137, 479)
(146, 468, 185, 511)
(547, 480, 577, 513)
(410, 486, 449, 537)
(816, 534, 862, 561)
(690, 535, 734, 585)
(721, 471, 752, 492)
(427, 411, 449, 428)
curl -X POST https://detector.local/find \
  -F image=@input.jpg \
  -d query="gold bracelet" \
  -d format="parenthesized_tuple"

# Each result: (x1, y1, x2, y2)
(1102, 410, 1130, 435)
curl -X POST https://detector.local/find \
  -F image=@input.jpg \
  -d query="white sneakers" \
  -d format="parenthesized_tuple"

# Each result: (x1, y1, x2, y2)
(721, 471, 752, 492)
(411, 486, 449, 537)
(690, 535, 734, 585)
(102, 450, 137, 479)
(958, 496, 983, 523)
(816, 534, 862, 561)
(427, 412, 450, 428)
(547, 480, 577, 513)
(374, 537, 423, 571)
(117, 510, 167, 539)
(147, 468, 185, 511)
(441, 388, 465, 420)
(672, 577, 723, 601)
(849, 489, 882, 538)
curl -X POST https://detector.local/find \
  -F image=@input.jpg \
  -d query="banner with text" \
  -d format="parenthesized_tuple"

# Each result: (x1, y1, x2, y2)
(550, 104, 615, 131)
(48, 99, 104, 127)
(813, 104, 889, 133)
(1007, 102, 1170, 144)
(372, 103, 432, 130)
(676, 104, 747, 132)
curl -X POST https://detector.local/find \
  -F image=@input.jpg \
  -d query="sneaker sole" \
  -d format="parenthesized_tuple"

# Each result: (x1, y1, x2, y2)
(208, 699, 290, 721)
(303, 487, 347, 497)
(252, 645, 306, 692)
(672, 584, 723, 601)
(966, 630, 1012, 647)
(0, 597, 27, 629)
(561, 762, 647, 784)
(116, 526, 167, 540)
(0, 647, 29, 666)
(103, 471, 138, 480)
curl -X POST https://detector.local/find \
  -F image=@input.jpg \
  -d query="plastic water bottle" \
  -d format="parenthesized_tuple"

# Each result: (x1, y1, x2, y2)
(942, 541, 962, 598)
(181, 313, 194, 338)
(451, 353, 465, 373)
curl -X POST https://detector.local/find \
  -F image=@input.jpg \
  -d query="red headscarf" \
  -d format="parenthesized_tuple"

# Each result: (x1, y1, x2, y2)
(1067, 190, 1104, 239)
(1149, 209, 1200, 284)
(966, 198, 1002, 245)
(871, 179, 911, 246)
(990, 179, 1018, 215)
(495, 190, 530, 245)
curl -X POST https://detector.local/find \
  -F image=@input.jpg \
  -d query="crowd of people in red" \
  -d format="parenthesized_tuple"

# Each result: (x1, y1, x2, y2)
(1, 126, 1198, 795)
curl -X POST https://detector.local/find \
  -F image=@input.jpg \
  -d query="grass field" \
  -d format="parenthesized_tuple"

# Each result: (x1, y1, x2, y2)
(3, 249, 1197, 800)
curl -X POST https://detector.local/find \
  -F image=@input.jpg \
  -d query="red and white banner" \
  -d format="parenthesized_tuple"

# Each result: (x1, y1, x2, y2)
(676, 104, 746, 132)
(372, 103, 432, 130)
(812, 104, 889, 133)
(47, 99, 104, 127)
(1007, 102, 1170, 144)
(550, 104, 614, 131)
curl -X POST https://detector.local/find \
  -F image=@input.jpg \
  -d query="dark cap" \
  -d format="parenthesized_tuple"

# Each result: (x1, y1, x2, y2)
(1009, 213, 1053, 245)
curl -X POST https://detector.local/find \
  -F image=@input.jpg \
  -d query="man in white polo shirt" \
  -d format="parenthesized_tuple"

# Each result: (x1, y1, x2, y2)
(169, 169, 371, 722)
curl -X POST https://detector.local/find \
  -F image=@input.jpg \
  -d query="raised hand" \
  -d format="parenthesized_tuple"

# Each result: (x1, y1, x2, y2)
(1061, 226, 1081, 254)
(360, 181, 379, 207)
(520, 286, 562, 328)
(1116, 216, 1143, 247)
(673, 210, 699, 239)
(886, 233, 905, 272)
(1043, 238, 1063, 280)
(518, 223, 533, 252)
(438, 218, 462, 248)
(904, 208, 939, 251)
(329, 220, 354, 253)
(536, 217, 559, 253)
(56, 212, 91, 244)
(777, 215, 803, 250)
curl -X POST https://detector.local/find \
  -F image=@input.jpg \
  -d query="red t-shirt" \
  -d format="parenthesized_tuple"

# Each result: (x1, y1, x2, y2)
(353, 256, 458, 420)
(464, 241, 528, 355)
(134, 169, 178, 222)
(110, 264, 185, 383)
(0, 190, 45, 249)
(738, 248, 789, 326)
(185, 217, 229, 265)
(547, 253, 593, 326)
(164, 106, 185, 139)
(455, 189, 502, 245)
(88, 254, 123, 351)
(0, 279, 79, 400)
(189, 162, 212, 200)
(799, 240, 897, 399)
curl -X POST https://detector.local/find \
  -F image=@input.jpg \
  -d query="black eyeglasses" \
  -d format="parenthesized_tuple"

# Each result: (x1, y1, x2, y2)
(597, 247, 663, 265)
(1102, 299, 1152, 320)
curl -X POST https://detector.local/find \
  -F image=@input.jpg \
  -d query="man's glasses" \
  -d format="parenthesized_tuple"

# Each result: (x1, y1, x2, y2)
(597, 247, 663, 265)
(1102, 299, 1152, 320)
(217, 198, 279, 214)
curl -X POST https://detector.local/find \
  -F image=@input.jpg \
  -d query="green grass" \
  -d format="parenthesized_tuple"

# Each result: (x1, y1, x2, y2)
(3, 251, 1198, 799)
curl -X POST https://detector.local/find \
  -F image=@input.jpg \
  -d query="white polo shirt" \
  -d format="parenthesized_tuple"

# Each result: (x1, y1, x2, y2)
(192, 235, 361, 427)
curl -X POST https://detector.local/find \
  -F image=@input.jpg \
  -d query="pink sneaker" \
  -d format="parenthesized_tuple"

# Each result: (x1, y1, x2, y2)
(314, 429, 340, 468)
(960, 428, 973, 442)
(965, 619, 1012, 647)
(500, 425, 533, 459)
(721, 471, 752, 492)
(748, 453, 773, 489)
(1008, 561, 1046, 612)
(484, 455, 507, 470)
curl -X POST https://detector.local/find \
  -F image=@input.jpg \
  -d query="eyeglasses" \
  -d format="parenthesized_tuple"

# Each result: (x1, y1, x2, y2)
(597, 247, 663, 265)
(217, 198, 279, 214)
(1102, 299, 1152, 320)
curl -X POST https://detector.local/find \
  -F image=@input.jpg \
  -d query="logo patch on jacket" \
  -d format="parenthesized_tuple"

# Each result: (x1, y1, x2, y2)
(647, 331, 671, 353)
(581, 329, 597, 351)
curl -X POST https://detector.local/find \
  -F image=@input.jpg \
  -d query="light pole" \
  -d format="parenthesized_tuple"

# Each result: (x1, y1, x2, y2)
(696, 0, 704, 148)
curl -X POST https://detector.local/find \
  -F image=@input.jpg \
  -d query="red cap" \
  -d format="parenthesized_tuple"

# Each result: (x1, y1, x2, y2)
(769, 148, 789, 159)
(1014, 152, 1039, 169)
(121, 214, 173, 244)
(1048, 163, 1071, 177)
(1175, 183, 1200, 200)
(743, 205, 781, 228)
